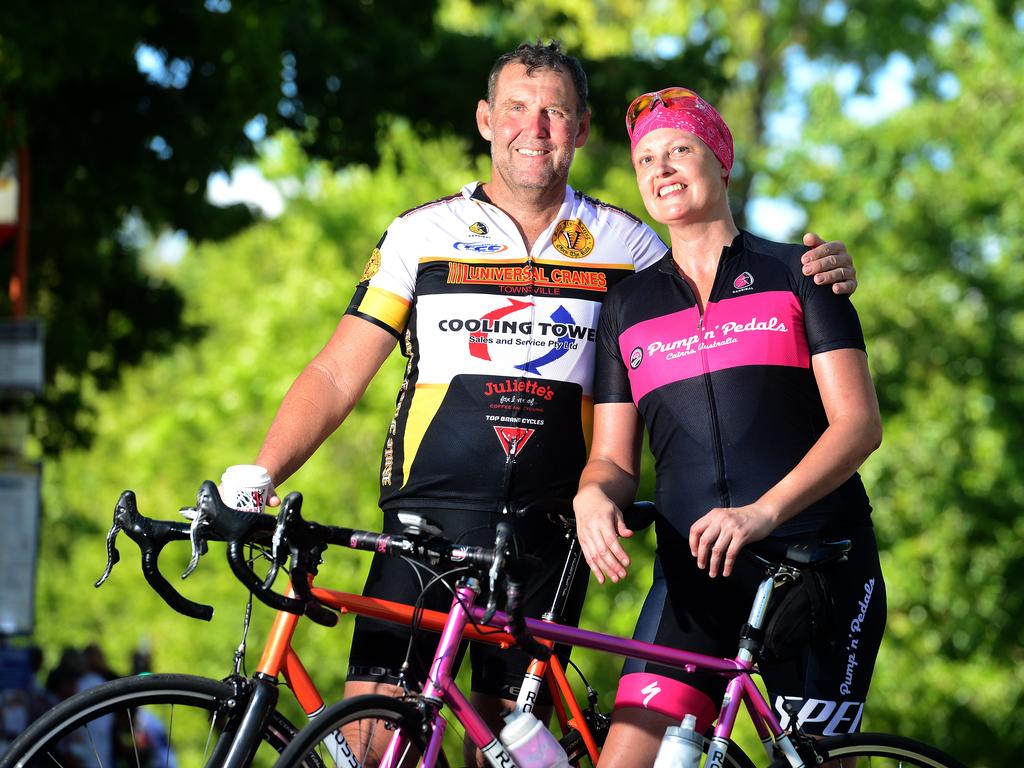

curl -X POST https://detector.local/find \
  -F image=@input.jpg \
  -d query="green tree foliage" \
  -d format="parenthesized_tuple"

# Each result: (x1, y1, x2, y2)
(759, 3, 1024, 762)
(441, 0, 949, 220)
(17, 2, 1022, 763)
(0, 0, 716, 452)
(33, 124, 485, 719)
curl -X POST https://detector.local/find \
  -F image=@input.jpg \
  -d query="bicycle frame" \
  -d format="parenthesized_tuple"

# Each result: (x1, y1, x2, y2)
(364, 569, 803, 768)
(225, 578, 599, 767)
(484, 578, 798, 768)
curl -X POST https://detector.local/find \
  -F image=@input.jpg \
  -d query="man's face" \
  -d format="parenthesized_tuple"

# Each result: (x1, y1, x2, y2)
(476, 63, 590, 195)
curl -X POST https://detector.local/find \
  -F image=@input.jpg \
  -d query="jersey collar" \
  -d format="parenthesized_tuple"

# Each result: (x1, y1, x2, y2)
(658, 230, 747, 274)
(461, 180, 578, 209)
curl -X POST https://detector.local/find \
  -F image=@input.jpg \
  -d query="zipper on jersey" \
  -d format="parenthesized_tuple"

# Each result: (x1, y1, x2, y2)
(697, 305, 730, 509)
(678, 266, 730, 510)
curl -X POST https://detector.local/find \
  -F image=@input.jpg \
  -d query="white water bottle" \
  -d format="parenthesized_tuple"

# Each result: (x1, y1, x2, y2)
(653, 713, 703, 768)
(499, 710, 570, 768)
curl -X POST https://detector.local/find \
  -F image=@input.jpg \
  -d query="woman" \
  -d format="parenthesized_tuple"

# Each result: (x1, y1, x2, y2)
(573, 87, 886, 766)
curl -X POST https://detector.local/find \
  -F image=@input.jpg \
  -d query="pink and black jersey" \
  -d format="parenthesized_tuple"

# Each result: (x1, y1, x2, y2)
(595, 230, 871, 537)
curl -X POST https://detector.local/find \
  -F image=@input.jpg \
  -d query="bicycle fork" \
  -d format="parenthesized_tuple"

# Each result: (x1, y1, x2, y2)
(213, 673, 281, 768)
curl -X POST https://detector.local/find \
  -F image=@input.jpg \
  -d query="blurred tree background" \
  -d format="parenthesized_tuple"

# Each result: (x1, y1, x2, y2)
(2, 0, 1021, 764)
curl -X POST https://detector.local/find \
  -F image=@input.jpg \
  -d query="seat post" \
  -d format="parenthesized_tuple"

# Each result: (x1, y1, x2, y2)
(737, 575, 777, 665)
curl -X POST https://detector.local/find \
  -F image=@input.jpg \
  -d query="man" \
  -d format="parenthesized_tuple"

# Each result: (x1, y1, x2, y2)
(246, 41, 857, 761)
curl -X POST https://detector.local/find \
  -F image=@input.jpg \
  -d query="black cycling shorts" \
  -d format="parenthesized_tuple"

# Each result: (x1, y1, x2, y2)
(623, 524, 886, 736)
(348, 506, 589, 704)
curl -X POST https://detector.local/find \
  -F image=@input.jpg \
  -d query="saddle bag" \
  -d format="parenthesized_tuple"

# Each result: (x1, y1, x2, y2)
(761, 570, 834, 662)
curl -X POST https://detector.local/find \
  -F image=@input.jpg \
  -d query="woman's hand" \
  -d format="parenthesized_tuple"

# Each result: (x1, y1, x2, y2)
(688, 504, 777, 578)
(574, 486, 634, 585)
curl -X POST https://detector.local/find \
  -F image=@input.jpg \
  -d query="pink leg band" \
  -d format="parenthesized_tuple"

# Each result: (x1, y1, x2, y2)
(614, 672, 718, 733)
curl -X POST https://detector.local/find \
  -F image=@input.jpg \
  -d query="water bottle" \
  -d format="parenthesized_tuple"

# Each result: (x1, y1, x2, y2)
(499, 710, 571, 768)
(652, 713, 703, 768)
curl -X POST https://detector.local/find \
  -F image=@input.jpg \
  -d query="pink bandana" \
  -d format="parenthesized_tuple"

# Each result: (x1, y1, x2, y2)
(626, 87, 734, 175)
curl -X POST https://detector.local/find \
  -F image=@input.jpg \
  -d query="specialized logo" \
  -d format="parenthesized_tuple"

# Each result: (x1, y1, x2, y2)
(552, 218, 595, 259)
(453, 241, 508, 253)
(469, 221, 489, 235)
(640, 681, 661, 708)
(773, 696, 864, 736)
(360, 248, 382, 282)
(629, 347, 644, 370)
(732, 271, 754, 293)
(494, 426, 535, 458)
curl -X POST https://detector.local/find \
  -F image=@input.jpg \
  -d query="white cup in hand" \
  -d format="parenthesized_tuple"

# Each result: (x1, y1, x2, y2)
(220, 465, 274, 513)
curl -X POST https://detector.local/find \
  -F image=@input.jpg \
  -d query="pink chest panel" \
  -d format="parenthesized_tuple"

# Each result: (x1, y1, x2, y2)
(617, 291, 809, 403)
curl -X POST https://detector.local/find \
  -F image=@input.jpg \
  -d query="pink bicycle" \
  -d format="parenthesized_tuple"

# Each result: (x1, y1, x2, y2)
(256, 492, 966, 768)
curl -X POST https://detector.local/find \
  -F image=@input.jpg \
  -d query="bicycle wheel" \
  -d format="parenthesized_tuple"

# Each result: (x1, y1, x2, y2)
(812, 731, 968, 767)
(0, 672, 310, 768)
(273, 694, 450, 768)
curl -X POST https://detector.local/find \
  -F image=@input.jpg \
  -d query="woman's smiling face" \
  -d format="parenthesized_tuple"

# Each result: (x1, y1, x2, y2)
(631, 127, 730, 226)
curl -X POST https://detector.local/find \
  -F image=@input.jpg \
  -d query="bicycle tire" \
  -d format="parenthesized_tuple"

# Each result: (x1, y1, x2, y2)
(0, 672, 312, 768)
(812, 731, 968, 767)
(272, 694, 451, 768)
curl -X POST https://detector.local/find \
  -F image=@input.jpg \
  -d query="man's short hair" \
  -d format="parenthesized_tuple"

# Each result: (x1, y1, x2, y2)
(486, 40, 589, 116)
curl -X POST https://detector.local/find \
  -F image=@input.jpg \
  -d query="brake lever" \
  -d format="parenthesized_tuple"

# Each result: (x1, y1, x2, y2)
(183, 492, 213, 579)
(96, 490, 213, 621)
(275, 492, 338, 627)
(183, 480, 278, 579)
(96, 493, 129, 588)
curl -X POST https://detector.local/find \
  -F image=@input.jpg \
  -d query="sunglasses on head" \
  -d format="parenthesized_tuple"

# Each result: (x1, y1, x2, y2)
(626, 87, 701, 137)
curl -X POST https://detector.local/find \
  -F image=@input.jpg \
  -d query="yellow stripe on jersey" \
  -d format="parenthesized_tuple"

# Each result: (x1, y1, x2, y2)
(357, 286, 412, 334)
(399, 383, 449, 490)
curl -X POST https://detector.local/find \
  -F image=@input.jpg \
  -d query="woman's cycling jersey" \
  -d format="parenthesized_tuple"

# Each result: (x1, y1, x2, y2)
(595, 230, 871, 537)
(347, 182, 666, 513)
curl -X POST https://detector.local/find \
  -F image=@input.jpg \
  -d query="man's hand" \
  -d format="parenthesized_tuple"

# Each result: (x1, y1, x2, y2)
(801, 232, 857, 295)
(217, 473, 279, 511)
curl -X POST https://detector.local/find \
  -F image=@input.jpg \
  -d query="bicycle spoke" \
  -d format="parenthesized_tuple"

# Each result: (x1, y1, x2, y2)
(86, 723, 104, 768)
(202, 706, 219, 762)
(127, 708, 141, 768)
(2, 675, 298, 768)
(163, 704, 176, 768)
(165, 702, 174, 767)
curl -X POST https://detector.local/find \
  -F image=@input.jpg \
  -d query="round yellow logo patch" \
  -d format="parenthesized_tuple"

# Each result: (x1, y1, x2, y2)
(360, 248, 382, 282)
(552, 219, 595, 259)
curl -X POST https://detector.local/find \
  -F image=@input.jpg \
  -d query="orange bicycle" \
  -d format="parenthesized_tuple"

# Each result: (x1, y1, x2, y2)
(1, 482, 636, 767)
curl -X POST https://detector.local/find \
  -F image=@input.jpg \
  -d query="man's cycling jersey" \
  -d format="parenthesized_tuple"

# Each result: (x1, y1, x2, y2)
(595, 230, 871, 537)
(347, 182, 666, 513)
